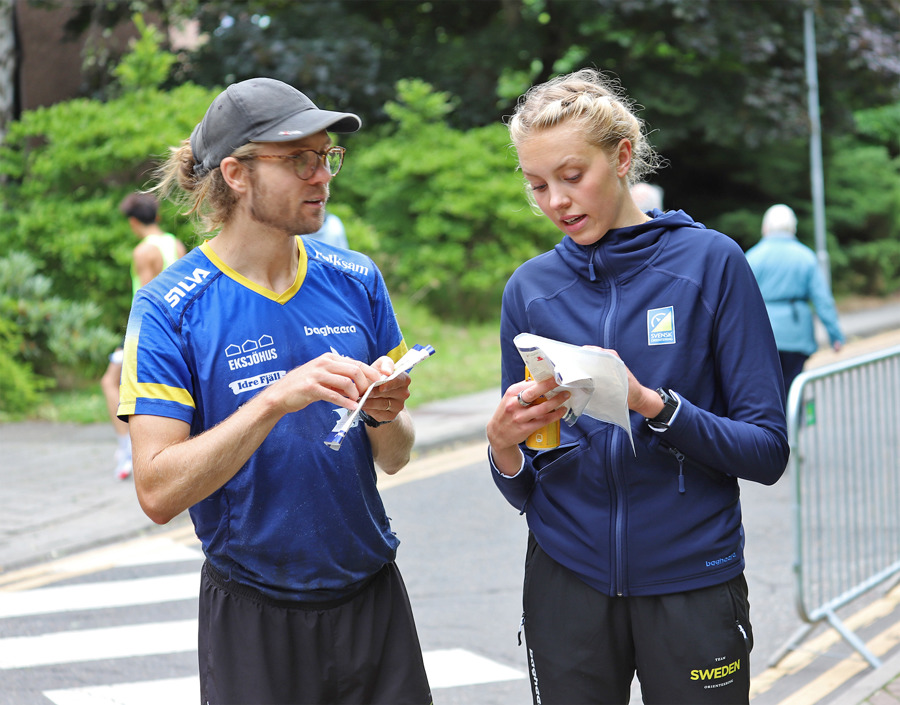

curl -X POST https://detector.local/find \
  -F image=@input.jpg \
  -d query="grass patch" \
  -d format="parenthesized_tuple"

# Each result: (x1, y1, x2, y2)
(29, 385, 110, 424)
(392, 299, 500, 407)
(10, 304, 501, 423)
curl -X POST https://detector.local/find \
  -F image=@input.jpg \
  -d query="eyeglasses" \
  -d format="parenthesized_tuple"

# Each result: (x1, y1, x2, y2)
(248, 147, 345, 180)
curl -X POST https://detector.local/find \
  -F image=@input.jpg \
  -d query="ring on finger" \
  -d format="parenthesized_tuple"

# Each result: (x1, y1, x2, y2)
(516, 392, 530, 408)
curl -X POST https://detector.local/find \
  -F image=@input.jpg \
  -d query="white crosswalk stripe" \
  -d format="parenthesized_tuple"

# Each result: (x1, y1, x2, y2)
(0, 572, 199, 619)
(41, 649, 527, 705)
(0, 619, 197, 669)
(0, 535, 526, 702)
(44, 676, 199, 705)
(425, 648, 526, 688)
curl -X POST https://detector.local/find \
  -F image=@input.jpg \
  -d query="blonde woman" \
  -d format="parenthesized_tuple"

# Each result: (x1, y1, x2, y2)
(486, 69, 788, 705)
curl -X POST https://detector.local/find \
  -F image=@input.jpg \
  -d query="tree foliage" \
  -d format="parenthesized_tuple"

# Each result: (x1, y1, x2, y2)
(336, 79, 561, 320)
(0, 81, 217, 327)
(2, 2, 900, 404)
(112, 13, 178, 94)
(174, 0, 900, 137)
(171, 0, 900, 265)
(26, 0, 900, 243)
(27, 0, 200, 96)
(0, 19, 217, 404)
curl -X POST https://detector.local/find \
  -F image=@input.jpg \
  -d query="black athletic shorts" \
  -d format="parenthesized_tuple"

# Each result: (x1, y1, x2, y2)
(199, 561, 432, 705)
(522, 533, 753, 705)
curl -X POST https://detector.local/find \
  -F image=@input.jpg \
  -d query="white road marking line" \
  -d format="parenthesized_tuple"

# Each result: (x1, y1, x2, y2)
(0, 619, 197, 669)
(0, 572, 199, 619)
(44, 676, 198, 705)
(40, 649, 525, 703)
(4, 615, 525, 691)
(0, 533, 202, 593)
(423, 647, 525, 688)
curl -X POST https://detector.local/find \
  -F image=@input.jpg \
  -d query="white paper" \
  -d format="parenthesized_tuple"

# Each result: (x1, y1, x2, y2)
(324, 344, 435, 450)
(514, 333, 634, 452)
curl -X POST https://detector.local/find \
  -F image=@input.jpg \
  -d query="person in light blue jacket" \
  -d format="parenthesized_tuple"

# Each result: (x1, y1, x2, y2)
(746, 204, 844, 402)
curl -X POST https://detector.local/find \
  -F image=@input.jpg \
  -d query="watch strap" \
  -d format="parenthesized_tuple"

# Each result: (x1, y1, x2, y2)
(646, 387, 679, 430)
(359, 410, 393, 428)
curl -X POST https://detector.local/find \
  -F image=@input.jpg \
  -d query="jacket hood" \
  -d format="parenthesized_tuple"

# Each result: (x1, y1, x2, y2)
(555, 209, 699, 283)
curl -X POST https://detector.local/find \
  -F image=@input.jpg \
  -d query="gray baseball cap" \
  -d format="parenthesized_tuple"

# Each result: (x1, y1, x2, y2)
(190, 77, 362, 177)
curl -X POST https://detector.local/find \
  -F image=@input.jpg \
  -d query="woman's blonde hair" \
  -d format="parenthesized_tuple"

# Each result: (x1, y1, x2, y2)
(507, 68, 659, 185)
(151, 140, 260, 236)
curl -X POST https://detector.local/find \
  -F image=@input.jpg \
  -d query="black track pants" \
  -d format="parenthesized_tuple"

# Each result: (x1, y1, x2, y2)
(522, 534, 753, 705)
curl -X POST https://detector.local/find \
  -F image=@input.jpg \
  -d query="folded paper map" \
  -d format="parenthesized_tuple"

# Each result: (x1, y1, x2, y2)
(324, 344, 436, 451)
(514, 333, 634, 451)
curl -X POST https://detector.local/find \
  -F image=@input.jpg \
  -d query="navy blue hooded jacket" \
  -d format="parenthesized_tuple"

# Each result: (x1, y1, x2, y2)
(492, 209, 789, 597)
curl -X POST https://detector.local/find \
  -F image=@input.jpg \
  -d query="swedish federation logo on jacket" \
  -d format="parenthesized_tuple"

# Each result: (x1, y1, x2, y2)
(647, 306, 676, 345)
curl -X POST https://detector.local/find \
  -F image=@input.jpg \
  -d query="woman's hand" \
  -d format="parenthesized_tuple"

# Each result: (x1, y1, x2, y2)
(583, 346, 664, 419)
(486, 376, 570, 476)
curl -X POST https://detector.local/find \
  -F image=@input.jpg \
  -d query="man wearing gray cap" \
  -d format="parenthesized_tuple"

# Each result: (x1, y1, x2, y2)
(117, 78, 432, 704)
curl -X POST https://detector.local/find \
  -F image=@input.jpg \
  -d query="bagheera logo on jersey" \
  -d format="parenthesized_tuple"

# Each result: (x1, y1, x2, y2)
(304, 324, 358, 336)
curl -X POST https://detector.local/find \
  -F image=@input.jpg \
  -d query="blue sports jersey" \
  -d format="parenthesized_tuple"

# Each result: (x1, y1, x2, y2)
(119, 237, 408, 601)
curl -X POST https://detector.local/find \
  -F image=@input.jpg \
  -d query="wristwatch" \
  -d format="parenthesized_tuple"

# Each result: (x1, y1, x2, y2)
(645, 387, 679, 431)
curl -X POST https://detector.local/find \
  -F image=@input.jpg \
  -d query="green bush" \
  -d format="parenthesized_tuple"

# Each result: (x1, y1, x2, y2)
(710, 209, 765, 251)
(832, 238, 900, 297)
(825, 140, 900, 246)
(338, 79, 560, 321)
(0, 82, 215, 329)
(715, 105, 900, 299)
(0, 315, 50, 417)
(822, 126, 900, 296)
(854, 102, 900, 156)
(0, 251, 120, 382)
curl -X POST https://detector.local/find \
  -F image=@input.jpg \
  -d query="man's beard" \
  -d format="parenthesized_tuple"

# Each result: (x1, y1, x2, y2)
(247, 178, 328, 236)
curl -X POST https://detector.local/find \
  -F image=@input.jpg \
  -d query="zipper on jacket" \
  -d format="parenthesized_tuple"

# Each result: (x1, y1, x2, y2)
(592, 243, 628, 596)
(666, 446, 686, 494)
(613, 437, 627, 596)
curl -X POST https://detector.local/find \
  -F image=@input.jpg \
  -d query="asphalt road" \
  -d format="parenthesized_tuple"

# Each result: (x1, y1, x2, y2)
(3, 301, 900, 704)
(2, 438, 900, 704)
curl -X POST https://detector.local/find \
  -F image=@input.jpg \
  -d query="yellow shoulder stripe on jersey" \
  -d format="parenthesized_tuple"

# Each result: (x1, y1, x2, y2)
(387, 340, 409, 363)
(128, 382, 195, 409)
(118, 321, 196, 416)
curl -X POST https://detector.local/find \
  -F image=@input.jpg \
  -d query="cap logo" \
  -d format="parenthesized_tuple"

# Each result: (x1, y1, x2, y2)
(278, 130, 304, 136)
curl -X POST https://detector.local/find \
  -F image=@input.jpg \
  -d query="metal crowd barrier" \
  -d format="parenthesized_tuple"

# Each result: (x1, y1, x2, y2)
(771, 344, 900, 669)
